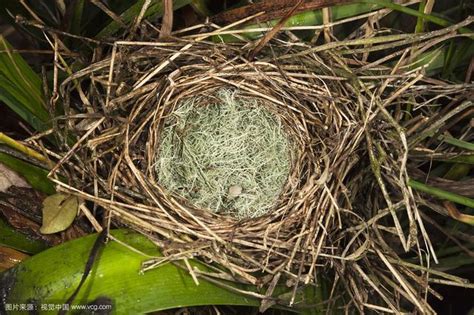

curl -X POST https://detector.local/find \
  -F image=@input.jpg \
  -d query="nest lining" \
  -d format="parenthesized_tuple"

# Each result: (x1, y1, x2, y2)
(155, 88, 292, 219)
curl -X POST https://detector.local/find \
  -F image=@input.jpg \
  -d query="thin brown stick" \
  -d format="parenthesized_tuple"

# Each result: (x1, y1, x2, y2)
(248, 0, 304, 60)
(160, 0, 173, 39)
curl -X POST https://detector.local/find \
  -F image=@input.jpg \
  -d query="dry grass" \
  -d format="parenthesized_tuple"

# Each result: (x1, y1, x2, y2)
(38, 12, 474, 314)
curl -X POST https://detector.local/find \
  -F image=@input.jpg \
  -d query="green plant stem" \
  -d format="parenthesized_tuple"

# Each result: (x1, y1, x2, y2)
(359, 0, 473, 34)
(439, 135, 474, 151)
(415, 0, 426, 33)
(214, 3, 381, 42)
(0, 133, 48, 163)
(408, 179, 474, 208)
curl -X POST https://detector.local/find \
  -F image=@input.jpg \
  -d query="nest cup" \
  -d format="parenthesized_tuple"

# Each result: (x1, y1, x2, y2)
(52, 18, 474, 311)
(154, 88, 294, 219)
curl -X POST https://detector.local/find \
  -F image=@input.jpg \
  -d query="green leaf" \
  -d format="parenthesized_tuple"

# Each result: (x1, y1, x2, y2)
(214, 3, 382, 42)
(442, 40, 474, 79)
(0, 218, 49, 254)
(1, 230, 261, 313)
(359, 0, 473, 34)
(414, 0, 426, 33)
(0, 152, 55, 195)
(408, 179, 474, 209)
(191, 0, 212, 17)
(96, 0, 192, 39)
(0, 37, 50, 132)
(40, 193, 79, 234)
(69, 0, 86, 34)
(439, 135, 474, 151)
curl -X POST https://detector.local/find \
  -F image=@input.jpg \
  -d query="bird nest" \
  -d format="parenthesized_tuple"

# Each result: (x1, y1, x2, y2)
(49, 17, 473, 313)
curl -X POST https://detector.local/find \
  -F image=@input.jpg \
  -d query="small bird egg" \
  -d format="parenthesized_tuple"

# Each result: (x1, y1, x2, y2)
(228, 185, 242, 198)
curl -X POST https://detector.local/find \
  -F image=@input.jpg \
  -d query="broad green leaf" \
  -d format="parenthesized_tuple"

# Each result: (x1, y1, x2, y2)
(1, 230, 262, 314)
(40, 193, 79, 234)
(0, 152, 55, 195)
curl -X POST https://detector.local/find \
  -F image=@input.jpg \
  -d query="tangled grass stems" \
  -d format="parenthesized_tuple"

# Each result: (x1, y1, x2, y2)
(155, 89, 291, 219)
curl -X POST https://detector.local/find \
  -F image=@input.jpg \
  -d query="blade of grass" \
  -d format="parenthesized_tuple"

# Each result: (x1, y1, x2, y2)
(415, 0, 426, 33)
(438, 155, 474, 164)
(0, 78, 48, 132)
(435, 253, 474, 270)
(69, 0, 85, 34)
(0, 37, 50, 132)
(442, 40, 474, 78)
(359, 0, 473, 34)
(421, 42, 474, 76)
(408, 179, 474, 209)
(439, 135, 474, 151)
(444, 164, 471, 180)
(0, 38, 46, 111)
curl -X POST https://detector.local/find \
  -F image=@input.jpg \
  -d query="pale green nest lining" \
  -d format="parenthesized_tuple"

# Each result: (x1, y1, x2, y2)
(155, 89, 291, 219)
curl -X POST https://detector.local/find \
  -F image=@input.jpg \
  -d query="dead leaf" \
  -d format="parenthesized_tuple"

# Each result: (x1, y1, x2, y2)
(0, 162, 30, 192)
(40, 193, 79, 234)
(0, 246, 29, 271)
